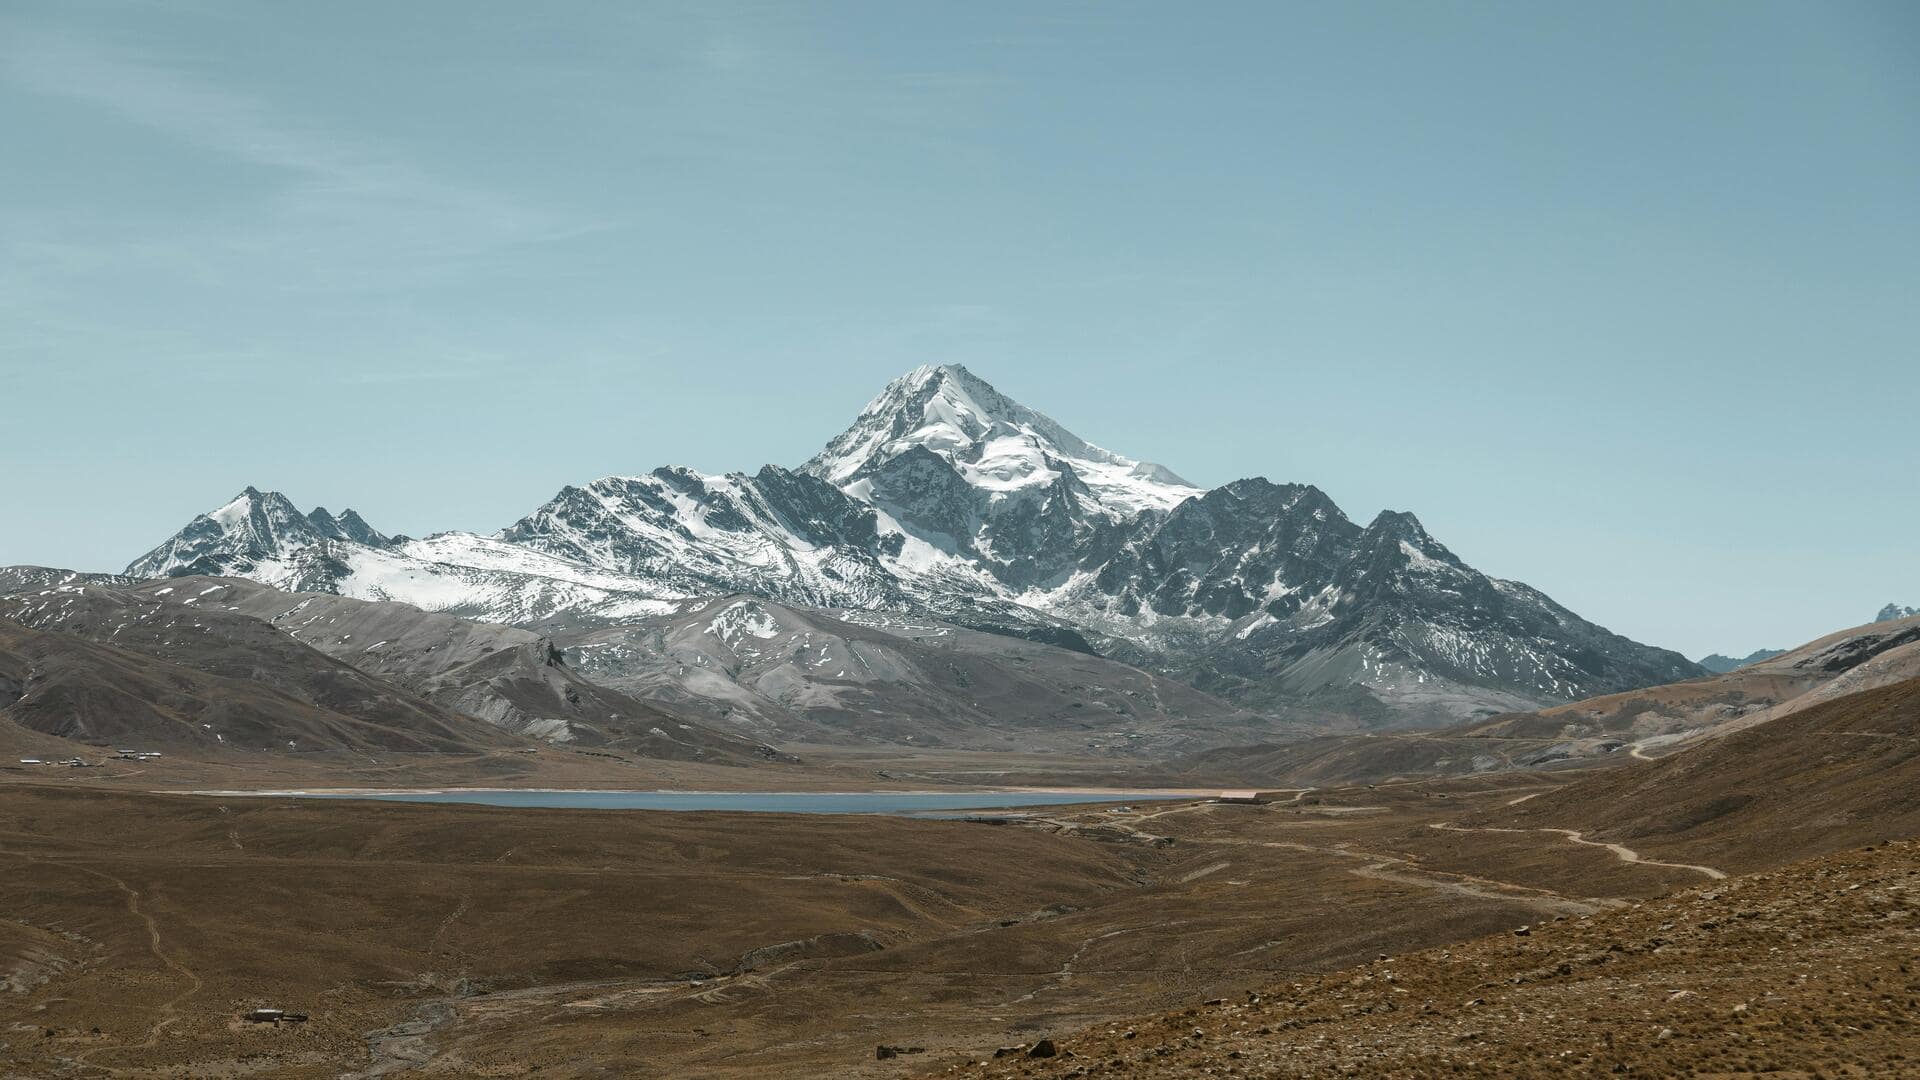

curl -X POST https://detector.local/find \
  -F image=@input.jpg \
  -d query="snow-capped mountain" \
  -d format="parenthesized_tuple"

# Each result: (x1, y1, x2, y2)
(125, 487, 394, 580)
(1879, 604, 1919, 623)
(494, 461, 1094, 646)
(554, 594, 1271, 752)
(806, 363, 1200, 516)
(802, 364, 1198, 593)
(121, 365, 1701, 727)
(1024, 480, 1699, 723)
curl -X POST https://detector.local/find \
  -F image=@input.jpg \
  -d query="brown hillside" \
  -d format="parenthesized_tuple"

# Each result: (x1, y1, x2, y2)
(940, 838, 1920, 1079)
(0, 618, 507, 754)
(1495, 675, 1920, 873)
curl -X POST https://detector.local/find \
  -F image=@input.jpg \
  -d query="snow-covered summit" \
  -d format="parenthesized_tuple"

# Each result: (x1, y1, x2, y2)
(803, 364, 1201, 517)
(125, 487, 393, 579)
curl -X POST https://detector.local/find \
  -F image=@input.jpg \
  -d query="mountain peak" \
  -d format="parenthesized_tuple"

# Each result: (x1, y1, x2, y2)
(1364, 509, 1430, 539)
(1357, 509, 1465, 570)
(125, 488, 391, 579)
(804, 365, 1200, 517)
(1879, 603, 1919, 623)
(898, 362, 977, 388)
(308, 506, 390, 547)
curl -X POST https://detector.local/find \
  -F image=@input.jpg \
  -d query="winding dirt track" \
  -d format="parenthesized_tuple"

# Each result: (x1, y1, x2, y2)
(0, 849, 208, 1066)
(1190, 835, 1606, 916)
(1429, 822, 1728, 879)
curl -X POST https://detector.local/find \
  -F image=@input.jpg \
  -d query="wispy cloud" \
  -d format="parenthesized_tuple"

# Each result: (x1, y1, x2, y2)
(330, 363, 502, 386)
(0, 23, 598, 295)
(5, 26, 393, 181)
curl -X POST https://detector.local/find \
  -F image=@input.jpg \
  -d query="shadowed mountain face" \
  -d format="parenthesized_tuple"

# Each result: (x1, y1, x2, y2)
(0, 618, 496, 754)
(1169, 609, 1920, 789)
(0, 580, 787, 766)
(127, 577, 793, 763)
(551, 594, 1277, 753)
(125, 487, 395, 580)
(1049, 487, 1699, 724)
(0, 587, 506, 755)
(118, 365, 1700, 729)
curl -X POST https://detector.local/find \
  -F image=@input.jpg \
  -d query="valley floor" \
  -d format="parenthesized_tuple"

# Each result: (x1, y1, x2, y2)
(0, 764, 1838, 1079)
(0, 741, 1220, 796)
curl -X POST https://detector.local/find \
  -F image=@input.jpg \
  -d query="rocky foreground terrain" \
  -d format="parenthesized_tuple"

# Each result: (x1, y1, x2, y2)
(934, 839, 1920, 1079)
(937, 673, 1920, 1078)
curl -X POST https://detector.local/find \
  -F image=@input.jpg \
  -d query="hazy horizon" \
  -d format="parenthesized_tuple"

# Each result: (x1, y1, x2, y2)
(3, 1, 1915, 659)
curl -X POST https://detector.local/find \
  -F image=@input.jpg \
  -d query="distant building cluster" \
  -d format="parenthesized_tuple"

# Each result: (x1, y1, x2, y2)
(16, 749, 163, 768)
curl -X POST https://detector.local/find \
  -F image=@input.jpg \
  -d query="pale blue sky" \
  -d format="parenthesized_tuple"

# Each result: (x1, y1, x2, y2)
(2, 1, 1915, 657)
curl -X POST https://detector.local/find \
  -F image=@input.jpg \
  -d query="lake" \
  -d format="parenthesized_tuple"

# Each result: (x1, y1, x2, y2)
(279, 789, 1190, 815)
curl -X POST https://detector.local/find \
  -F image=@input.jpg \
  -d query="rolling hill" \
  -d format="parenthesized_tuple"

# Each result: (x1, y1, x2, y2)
(1172, 609, 1920, 787)
(0, 580, 784, 766)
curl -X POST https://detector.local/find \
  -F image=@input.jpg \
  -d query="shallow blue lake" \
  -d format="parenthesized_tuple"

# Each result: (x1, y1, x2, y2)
(286, 789, 1187, 815)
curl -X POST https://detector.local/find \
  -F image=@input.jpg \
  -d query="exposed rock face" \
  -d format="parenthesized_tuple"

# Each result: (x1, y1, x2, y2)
(120, 365, 1701, 727)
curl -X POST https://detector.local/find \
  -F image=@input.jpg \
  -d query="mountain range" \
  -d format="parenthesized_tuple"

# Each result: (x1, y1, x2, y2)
(1697, 647, 1788, 674)
(1695, 604, 1916, 673)
(1175, 604, 1920, 788)
(121, 364, 1701, 729)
